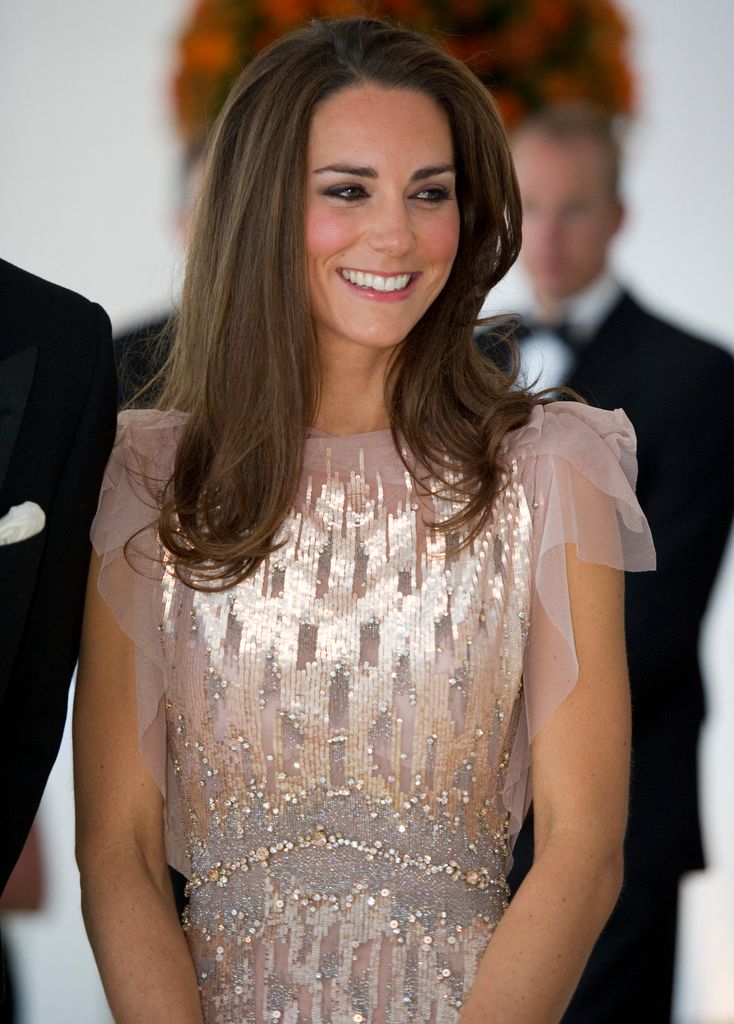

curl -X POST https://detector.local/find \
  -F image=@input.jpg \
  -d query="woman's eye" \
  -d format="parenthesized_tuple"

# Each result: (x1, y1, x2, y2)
(321, 184, 452, 204)
(413, 186, 452, 204)
(323, 185, 368, 201)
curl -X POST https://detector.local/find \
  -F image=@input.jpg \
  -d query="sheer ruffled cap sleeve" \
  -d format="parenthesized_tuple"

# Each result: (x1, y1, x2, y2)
(90, 409, 191, 877)
(503, 402, 655, 838)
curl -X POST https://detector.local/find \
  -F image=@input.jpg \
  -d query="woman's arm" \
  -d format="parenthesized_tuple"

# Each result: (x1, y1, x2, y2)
(74, 554, 204, 1024)
(460, 546, 630, 1024)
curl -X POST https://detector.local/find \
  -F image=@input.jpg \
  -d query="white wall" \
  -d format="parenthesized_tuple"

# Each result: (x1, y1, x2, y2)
(1, 2, 732, 1021)
(619, 8, 734, 1021)
(0, 0, 185, 327)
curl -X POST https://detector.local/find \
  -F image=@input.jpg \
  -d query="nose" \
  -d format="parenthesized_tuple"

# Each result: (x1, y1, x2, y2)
(365, 194, 416, 257)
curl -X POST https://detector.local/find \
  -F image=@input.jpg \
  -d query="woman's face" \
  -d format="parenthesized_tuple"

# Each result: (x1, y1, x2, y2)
(305, 84, 460, 362)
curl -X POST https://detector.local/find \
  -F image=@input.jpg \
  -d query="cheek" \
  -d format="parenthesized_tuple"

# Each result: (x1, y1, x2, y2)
(519, 213, 555, 255)
(306, 207, 353, 266)
(429, 209, 461, 269)
(568, 221, 607, 262)
(520, 219, 542, 253)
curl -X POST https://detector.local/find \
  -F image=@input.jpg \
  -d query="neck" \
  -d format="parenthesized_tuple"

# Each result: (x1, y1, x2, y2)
(533, 266, 611, 326)
(533, 292, 567, 326)
(313, 340, 394, 436)
(314, 401, 390, 436)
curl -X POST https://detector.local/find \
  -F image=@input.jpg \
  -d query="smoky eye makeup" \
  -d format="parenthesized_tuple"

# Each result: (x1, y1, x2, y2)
(412, 185, 453, 203)
(321, 184, 370, 201)
(318, 181, 454, 204)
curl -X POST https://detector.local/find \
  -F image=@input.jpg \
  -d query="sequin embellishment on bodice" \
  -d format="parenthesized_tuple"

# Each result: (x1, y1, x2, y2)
(159, 436, 533, 1023)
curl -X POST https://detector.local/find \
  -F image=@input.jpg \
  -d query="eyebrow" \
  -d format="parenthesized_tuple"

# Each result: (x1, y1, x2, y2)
(313, 163, 456, 181)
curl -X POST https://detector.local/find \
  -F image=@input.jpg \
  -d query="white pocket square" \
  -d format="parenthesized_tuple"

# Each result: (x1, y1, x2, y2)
(0, 501, 46, 546)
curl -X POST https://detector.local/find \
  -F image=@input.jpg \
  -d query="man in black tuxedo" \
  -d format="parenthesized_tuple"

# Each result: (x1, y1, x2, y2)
(0, 258, 117, 893)
(501, 107, 734, 1022)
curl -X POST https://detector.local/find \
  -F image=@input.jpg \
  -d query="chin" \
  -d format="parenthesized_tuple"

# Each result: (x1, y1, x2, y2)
(536, 277, 576, 302)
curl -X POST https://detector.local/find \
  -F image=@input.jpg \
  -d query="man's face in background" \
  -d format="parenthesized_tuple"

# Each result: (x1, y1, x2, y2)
(513, 130, 624, 307)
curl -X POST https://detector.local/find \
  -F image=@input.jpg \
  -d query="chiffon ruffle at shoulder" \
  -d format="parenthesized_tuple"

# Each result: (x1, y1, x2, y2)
(502, 403, 655, 829)
(91, 408, 190, 875)
(90, 401, 654, 1023)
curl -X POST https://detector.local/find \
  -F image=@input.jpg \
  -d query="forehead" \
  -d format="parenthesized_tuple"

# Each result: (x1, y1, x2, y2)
(308, 84, 454, 164)
(513, 131, 612, 196)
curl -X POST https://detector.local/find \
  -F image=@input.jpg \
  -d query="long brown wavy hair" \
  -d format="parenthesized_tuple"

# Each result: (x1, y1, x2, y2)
(156, 16, 538, 589)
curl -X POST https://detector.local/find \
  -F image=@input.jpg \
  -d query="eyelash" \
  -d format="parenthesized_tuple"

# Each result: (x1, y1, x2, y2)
(323, 185, 452, 204)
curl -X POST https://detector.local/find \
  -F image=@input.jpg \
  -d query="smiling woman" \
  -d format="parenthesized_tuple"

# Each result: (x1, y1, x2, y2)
(144, 15, 530, 586)
(73, 16, 655, 1024)
(306, 84, 460, 432)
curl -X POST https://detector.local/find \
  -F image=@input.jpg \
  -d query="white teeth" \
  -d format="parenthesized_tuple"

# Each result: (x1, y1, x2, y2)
(340, 269, 412, 292)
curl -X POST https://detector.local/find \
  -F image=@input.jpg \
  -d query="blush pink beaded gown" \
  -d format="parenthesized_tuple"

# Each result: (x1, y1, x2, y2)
(91, 402, 654, 1024)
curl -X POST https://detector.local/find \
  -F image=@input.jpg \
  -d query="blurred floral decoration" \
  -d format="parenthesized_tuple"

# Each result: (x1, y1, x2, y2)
(173, 0, 635, 150)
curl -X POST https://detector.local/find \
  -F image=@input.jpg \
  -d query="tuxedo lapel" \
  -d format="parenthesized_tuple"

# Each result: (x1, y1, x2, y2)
(0, 345, 38, 495)
(566, 294, 640, 408)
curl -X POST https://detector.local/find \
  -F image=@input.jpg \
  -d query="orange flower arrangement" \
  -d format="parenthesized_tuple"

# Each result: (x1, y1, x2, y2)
(172, 0, 635, 149)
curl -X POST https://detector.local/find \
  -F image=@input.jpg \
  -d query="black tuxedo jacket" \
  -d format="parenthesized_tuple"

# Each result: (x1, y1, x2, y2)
(0, 258, 116, 891)
(511, 291, 734, 885)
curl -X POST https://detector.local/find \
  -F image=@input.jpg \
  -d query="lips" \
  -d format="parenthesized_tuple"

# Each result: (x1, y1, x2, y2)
(339, 268, 414, 293)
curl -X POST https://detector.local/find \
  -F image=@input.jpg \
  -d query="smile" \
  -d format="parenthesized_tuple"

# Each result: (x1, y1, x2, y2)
(339, 269, 413, 293)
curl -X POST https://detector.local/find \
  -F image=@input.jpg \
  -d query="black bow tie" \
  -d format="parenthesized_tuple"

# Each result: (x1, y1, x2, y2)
(519, 319, 584, 355)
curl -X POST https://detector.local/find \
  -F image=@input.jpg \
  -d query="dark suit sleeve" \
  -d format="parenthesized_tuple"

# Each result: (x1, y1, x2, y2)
(0, 305, 117, 890)
(625, 346, 734, 723)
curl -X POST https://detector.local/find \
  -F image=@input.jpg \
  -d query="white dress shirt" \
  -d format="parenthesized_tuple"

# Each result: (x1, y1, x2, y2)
(519, 272, 622, 392)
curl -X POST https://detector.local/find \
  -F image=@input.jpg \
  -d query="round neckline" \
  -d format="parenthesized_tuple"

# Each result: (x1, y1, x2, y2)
(307, 426, 393, 441)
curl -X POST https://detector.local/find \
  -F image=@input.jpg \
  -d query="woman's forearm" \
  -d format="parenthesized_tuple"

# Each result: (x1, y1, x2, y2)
(459, 832, 623, 1024)
(80, 849, 204, 1024)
